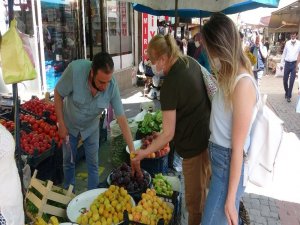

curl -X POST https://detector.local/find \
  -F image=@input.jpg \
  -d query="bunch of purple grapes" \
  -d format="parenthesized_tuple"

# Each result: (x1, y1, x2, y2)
(110, 163, 150, 193)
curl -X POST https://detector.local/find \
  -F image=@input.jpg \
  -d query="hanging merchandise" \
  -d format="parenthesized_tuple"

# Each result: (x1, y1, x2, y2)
(0, 19, 37, 84)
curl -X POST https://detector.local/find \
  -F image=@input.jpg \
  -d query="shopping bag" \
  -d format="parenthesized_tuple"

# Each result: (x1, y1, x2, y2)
(189, 56, 218, 101)
(296, 97, 300, 113)
(200, 65, 218, 101)
(0, 19, 36, 84)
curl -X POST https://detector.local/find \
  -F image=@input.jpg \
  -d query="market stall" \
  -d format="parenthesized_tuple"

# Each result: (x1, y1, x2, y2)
(25, 167, 181, 225)
(11, 100, 182, 225)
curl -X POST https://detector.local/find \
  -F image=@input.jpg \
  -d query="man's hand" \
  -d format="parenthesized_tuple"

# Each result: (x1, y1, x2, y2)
(131, 150, 147, 178)
(58, 123, 68, 140)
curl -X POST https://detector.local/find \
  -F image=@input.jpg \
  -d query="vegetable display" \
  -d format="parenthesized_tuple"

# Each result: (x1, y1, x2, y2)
(138, 111, 162, 135)
(153, 174, 173, 197)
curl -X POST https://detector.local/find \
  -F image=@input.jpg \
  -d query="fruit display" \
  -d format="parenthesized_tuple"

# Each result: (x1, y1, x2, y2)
(20, 114, 63, 148)
(34, 216, 59, 225)
(138, 110, 162, 135)
(153, 174, 173, 197)
(109, 163, 151, 193)
(138, 133, 170, 158)
(129, 189, 173, 225)
(21, 97, 57, 122)
(76, 185, 134, 225)
(20, 130, 53, 155)
(0, 119, 14, 131)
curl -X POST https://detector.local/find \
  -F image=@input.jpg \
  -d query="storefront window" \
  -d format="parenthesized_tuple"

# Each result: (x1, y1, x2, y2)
(40, 0, 81, 92)
(84, 0, 103, 59)
(106, 0, 133, 70)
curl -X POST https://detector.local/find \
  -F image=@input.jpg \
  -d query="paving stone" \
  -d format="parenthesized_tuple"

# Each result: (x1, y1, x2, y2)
(250, 208, 261, 217)
(267, 218, 281, 225)
(260, 199, 270, 206)
(270, 206, 279, 213)
(253, 216, 268, 225)
(261, 205, 272, 217)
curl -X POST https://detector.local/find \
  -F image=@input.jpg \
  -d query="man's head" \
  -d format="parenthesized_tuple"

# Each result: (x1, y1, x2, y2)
(91, 52, 114, 92)
(255, 35, 261, 47)
(291, 32, 297, 43)
(194, 32, 202, 48)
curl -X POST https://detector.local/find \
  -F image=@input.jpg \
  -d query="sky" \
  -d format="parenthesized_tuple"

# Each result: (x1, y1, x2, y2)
(231, 0, 296, 25)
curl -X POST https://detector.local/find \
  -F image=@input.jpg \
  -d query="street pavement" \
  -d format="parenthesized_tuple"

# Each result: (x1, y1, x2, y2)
(243, 74, 300, 225)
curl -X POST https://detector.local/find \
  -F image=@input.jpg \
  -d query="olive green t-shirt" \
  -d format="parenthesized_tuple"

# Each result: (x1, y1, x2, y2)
(160, 56, 211, 158)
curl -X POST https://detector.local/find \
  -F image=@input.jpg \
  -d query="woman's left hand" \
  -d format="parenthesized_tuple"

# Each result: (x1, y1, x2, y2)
(224, 198, 238, 225)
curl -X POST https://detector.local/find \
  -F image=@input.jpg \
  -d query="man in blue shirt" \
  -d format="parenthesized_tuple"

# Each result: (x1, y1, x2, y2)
(54, 52, 137, 190)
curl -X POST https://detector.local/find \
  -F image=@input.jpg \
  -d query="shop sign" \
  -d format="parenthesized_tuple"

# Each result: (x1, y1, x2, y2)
(142, 13, 157, 60)
(120, 2, 127, 36)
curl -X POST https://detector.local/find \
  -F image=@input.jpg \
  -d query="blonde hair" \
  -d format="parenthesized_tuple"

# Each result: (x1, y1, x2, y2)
(202, 13, 253, 106)
(147, 34, 188, 65)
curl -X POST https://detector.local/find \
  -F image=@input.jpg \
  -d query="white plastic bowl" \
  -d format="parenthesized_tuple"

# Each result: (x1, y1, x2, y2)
(66, 188, 135, 223)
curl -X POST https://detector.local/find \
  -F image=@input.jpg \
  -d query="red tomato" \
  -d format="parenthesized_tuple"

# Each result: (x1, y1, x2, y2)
(32, 123, 39, 130)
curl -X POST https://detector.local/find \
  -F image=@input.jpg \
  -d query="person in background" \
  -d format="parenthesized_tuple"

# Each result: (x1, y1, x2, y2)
(133, 34, 211, 225)
(54, 52, 138, 190)
(187, 35, 196, 57)
(264, 37, 270, 52)
(193, 32, 211, 72)
(0, 124, 24, 225)
(239, 32, 245, 50)
(250, 35, 267, 84)
(182, 38, 188, 55)
(201, 13, 258, 225)
(280, 32, 300, 102)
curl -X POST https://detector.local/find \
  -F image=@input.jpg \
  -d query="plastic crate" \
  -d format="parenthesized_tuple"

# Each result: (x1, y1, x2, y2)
(141, 154, 169, 176)
(123, 191, 179, 225)
(22, 140, 56, 168)
(21, 108, 56, 126)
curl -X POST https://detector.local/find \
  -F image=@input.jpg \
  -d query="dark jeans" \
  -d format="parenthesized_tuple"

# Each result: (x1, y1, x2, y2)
(283, 61, 297, 98)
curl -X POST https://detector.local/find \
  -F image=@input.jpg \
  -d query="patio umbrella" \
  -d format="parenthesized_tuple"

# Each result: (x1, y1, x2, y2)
(130, 0, 280, 18)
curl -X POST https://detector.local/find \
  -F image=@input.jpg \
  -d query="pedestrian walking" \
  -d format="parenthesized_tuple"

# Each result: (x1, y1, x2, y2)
(280, 32, 300, 102)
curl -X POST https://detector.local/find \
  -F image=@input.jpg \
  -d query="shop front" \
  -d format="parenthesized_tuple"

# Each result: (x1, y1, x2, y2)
(0, 0, 136, 95)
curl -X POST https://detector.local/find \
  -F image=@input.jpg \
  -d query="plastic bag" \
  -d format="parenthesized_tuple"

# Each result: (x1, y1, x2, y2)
(0, 19, 37, 84)
(296, 96, 300, 113)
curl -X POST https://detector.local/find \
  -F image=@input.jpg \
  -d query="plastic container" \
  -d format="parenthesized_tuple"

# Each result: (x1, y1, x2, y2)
(141, 154, 169, 176)
(106, 169, 152, 202)
(22, 140, 56, 168)
(123, 191, 179, 225)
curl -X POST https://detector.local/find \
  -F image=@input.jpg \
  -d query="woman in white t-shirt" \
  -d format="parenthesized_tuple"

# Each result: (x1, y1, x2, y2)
(201, 13, 258, 225)
(0, 124, 24, 225)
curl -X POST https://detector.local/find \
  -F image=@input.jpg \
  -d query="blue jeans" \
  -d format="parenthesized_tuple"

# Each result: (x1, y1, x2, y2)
(63, 129, 100, 190)
(253, 70, 264, 83)
(283, 61, 297, 99)
(201, 142, 245, 225)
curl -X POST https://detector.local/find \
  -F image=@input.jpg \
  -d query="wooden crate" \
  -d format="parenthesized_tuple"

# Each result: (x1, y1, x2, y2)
(25, 170, 75, 219)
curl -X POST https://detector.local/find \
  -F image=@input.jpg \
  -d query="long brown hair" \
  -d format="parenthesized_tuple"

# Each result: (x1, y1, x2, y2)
(202, 13, 253, 105)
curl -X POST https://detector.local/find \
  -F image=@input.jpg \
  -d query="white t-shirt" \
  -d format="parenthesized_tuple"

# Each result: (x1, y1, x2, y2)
(281, 40, 300, 64)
